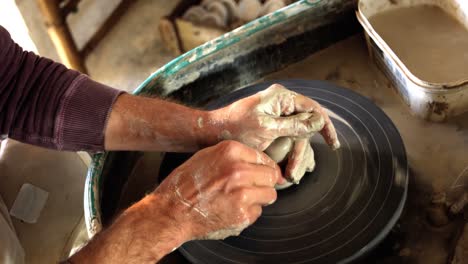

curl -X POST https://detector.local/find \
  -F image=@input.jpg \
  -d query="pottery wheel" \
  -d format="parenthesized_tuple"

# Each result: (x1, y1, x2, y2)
(158, 80, 408, 264)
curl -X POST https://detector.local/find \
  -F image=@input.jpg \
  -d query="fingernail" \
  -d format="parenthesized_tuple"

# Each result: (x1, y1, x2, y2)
(276, 171, 285, 184)
(279, 176, 287, 184)
(332, 140, 341, 150)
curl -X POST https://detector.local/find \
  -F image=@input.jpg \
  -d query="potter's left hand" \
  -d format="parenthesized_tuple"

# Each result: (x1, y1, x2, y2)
(209, 84, 340, 180)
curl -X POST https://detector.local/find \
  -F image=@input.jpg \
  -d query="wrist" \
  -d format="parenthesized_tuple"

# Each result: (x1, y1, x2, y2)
(195, 109, 226, 146)
(134, 193, 192, 249)
(71, 193, 192, 263)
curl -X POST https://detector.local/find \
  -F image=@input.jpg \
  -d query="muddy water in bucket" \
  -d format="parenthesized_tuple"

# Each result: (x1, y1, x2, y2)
(369, 5, 468, 83)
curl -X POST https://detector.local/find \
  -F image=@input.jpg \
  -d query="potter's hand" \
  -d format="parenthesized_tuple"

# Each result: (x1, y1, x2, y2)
(69, 141, 284, 264)
(209, 84, 340, 181)
(156, 140, 285, 240)
(211, 84, 339, 150)
(285, 137, 316, 183)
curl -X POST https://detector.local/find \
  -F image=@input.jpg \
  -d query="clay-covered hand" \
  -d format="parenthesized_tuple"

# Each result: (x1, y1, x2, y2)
(211, 84, 339, 150)
(155, 140, 285, 240)
(285, 137, 315, 183)
(209, 84, 340, 181)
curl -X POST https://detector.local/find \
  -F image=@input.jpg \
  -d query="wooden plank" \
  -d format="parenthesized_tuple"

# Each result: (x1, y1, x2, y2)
(159, 18, 183, 56)
(36, 0, 87, 73)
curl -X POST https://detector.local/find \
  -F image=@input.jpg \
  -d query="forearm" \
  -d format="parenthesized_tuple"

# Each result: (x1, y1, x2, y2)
(104, 94, 222, 152)
(0, 26, 121, 151)
(69, 194, 189, 264)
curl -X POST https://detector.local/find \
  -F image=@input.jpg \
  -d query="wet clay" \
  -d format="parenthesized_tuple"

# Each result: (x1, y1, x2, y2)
(201, 220, 249, 240)
(265, 137, 316, 190)
(264, 137, 293, 164)
(264, 137, 294, 190)
(369, 5, 468, 83)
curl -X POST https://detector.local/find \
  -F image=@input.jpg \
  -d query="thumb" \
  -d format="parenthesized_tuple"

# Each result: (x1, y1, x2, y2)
(273, 112, 325, 137)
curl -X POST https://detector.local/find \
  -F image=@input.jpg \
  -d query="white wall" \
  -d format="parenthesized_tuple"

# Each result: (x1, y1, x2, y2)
(0, 0, 37, 53)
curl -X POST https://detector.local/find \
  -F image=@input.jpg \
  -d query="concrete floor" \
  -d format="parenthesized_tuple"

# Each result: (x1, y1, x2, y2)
(1, 0, 179, 263)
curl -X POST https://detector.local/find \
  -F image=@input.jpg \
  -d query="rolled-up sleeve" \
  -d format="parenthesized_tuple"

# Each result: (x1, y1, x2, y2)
(0, 26, 122, 151)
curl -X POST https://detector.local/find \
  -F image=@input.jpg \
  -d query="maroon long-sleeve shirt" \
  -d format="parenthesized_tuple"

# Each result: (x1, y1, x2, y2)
(0, 26, 122, 151)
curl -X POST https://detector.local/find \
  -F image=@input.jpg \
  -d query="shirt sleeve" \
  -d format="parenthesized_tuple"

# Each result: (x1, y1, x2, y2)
(0, 26, 123, 152)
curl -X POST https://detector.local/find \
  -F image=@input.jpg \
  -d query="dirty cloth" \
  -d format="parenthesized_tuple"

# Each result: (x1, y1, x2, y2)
(0, 26, 122, 152)
(0, 194, 24, 264)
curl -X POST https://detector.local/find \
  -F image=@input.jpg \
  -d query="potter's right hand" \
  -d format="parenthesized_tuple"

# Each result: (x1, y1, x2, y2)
(155, 140, 285, 240)
(208, 84, 340, 183)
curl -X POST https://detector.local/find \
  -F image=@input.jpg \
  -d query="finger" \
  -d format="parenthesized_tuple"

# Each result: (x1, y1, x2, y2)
(258, 85, 340, 149)
(248, 205, 262, 224)
(258, 84, 296, 116)
(294, 94, 340, 150)
(284, 138, 307, 182)
(305, 144, 316, 173)
(223, 142, 287, 184)
(321, 113, 340, 150)
(230, 141, 278, 169)
(234, 163, 281, 187)
(273, 112, 325, 137)
(250, 164, 285, 186)
(240, 186, 278, 206)
(285, 138, 312, 184)
(253, 149, 280, 169)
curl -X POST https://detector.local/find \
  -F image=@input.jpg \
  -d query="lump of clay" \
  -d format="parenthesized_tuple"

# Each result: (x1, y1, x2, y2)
(265, 137, 316, 190)
(265, 137, 293, 163)
(264, 137, 295, 190)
